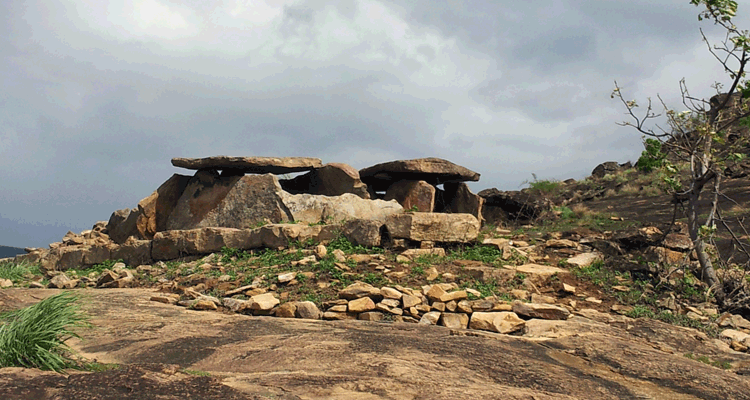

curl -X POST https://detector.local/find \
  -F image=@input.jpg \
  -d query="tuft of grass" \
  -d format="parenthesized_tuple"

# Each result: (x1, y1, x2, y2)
(328, 235, 384, 255)
(684, 353, 732, 370)
(0, 260, 41, 285)
(448, 245, 503, 264)
(0, 292, 90, 372)
(181, 368, 211, 376)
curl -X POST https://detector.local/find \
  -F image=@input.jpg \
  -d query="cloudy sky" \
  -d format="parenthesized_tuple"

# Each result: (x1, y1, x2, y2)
(2, 0, 748, 248)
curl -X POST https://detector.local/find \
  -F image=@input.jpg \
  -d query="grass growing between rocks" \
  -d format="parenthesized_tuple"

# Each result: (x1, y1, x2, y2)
(570, 261, 720, 336)
(0, 292, 90, 372)
(0, 260, 41, 285)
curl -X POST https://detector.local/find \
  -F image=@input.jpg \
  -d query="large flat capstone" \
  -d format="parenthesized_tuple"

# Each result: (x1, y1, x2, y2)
(171, 156, 322, 174)
(359, 158, 480, 192)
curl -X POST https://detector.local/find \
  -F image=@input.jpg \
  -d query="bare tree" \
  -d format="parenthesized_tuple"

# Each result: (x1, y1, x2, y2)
(612, 0, 750, 306)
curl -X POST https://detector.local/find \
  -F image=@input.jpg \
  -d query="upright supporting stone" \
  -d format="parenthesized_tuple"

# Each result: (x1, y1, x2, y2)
(384, 180, 436, 212)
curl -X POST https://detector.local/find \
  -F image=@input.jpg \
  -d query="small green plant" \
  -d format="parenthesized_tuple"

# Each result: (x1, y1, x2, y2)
(470, 279, 500, 298)
(181, 368, 211, 376)
(410, 265, 425, 277)
(448, 245, 502, 264)
(84, 362, 120, 372)
(555, 206, 576, 220)
(327, 235, 383, 255)
(363, 273, 388, 287)
(626, 305, 655, 319)
(0, 292, 90, 372)
(684, 353, 732, 369)
(69, 259, 124, 277)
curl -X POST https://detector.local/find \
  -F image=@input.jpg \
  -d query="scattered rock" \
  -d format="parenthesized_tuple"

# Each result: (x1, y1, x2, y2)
(348, 297, 377, 313)
(275, 302, 297, 318)
(469, 312, 525, 334)
(440, 312, 469, 329)
(419, 311, 441, 325)
(295, 301, 322, 320)
(248, 293, 280, 312)
(565, 252, 602, 268)
(338, 282, 382, 300)
(512, 301, 570, 320)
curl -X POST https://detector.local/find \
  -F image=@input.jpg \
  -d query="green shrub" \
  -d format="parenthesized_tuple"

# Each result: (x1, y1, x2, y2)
(526, 174, 562, 196)
(0, 292, 89, 372)
(636, 138, 667, 173)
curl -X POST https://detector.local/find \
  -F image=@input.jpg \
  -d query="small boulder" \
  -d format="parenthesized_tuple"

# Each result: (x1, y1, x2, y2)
(295, 301, 322, 320)
(338, 282, 382, 300)
(512, 301, 570, 320)
(469, 312, 525, 334)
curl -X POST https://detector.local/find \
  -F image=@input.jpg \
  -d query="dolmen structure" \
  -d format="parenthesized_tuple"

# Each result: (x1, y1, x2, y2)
(14, 156, 489, 274)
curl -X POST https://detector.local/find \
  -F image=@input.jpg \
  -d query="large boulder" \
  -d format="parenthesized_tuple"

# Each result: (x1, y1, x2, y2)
(136, 174, 191, 239)
(384, 180, 435, 212)
(167, 172, 291, 231)
(478, 188, 552, 223)
(385, 213, 480, 243)
(171, 156, 322, 174)
(279, 163, 369, 199)
(278, 192, 402, 225)
(359, 158, 480, 192)
(591, 161, 630, 178)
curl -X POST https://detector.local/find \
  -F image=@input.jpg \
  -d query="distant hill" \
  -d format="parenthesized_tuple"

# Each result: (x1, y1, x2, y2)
(0, 245, 25, 259)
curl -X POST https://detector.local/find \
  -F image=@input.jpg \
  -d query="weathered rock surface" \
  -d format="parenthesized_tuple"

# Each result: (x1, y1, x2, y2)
(107, 208, 140, 244)
(591, 161, 630, 178)
(360, 158, 480, 192)
(478, 188, 552, 223)
(279, 192, 402, 224)
(167, 172, 290, 231)
(384, 180, 436, 212)
(385, 213, 480, 243)
(0, 289, 749, 400)
(135, 174, 191, 239)
(151, 228, 258, 260)
(171, 156, 322, 174)
(512, 301, 571, 320)
(342, 219, 384, 247)
(279, 163, 369, 199)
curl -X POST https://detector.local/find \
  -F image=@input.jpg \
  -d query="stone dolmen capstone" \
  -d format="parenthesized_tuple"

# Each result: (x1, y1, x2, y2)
(359, 157, 480, 193)
(171, 156, 322, 174)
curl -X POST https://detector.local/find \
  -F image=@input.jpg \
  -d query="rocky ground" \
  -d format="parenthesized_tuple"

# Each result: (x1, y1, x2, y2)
(1, 288, 750, 400)
(4, 161, 750, 399)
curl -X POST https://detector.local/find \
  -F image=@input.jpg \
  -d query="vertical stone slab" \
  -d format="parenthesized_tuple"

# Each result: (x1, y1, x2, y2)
(443, 182, 484, 223)
(136, 173, 191, 239)
(384, 180, 436, 212)
(167, 173, 290, 231)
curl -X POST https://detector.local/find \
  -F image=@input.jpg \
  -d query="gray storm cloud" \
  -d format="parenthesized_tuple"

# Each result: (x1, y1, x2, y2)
(1, 0, 747, 247)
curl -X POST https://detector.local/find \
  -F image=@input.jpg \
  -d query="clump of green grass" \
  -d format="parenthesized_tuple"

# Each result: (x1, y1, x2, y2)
(328, 235, 383, 255)
(0, 292, 90, 372)
(684, 353, 732, 369)
(448, 245, 503, 264)
(0, 260, 41, 284)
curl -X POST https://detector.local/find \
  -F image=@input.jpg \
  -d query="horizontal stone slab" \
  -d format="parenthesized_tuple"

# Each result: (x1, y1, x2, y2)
(359, 158, 480, 192)
(171, 156, 322, 174)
